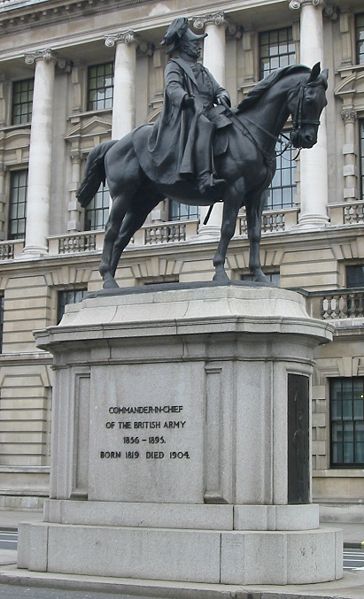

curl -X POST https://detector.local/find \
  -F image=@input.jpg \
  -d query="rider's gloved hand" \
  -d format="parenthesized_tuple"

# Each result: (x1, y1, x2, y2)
(216, 92, 231, 107)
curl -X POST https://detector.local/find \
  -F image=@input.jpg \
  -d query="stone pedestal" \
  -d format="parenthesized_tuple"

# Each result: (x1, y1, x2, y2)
(18, 284, 342, 586)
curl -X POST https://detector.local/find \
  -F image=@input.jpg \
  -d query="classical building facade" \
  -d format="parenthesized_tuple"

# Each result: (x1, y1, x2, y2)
(0, 0, 363, 510)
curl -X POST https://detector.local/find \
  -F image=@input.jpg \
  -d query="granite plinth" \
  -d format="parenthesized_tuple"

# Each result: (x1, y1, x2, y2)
(18, 285, 341, 585)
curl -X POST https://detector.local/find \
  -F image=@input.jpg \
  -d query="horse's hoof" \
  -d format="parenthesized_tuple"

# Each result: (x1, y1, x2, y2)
(253, 273, 270, 284)
(213, 272, 230, 285)
(103, 275, 119, 289)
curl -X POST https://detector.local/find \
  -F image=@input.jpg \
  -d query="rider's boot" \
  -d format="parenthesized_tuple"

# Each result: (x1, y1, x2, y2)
(195, 120, 225, 195)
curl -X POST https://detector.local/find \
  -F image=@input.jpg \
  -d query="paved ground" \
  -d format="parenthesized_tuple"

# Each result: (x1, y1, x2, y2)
(0, 584, 143, 599)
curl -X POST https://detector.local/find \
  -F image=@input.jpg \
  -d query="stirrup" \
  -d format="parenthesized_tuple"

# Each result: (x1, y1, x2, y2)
(198, 173, 225, 195)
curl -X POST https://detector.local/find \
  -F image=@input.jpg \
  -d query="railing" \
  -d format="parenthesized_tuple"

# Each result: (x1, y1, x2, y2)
(0, 239, 24, 260)
(47, 220, 199, 255)
(48, 231, 103, 256)
(329, 202, 364, 226)
(144, 222, 186, 244)
(238, 207, 299, 236)
(138, 219, 199, 245)
(308, 289, 364, 320)
(0, 200, 362, 260)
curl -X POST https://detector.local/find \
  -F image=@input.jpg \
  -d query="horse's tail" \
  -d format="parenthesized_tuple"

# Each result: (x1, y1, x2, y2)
(76, 140, 117, 208)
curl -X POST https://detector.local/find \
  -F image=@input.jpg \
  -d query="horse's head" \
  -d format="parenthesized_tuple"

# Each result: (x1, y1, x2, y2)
(288, 63, 328, 149)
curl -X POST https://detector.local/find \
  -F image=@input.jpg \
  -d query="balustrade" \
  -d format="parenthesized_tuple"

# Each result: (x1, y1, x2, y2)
(238, 208, 298, 236)
(320, 290, 364, 320)
(0, 239, 24, 260)
(144, 222, 186, 245)
(344, 203, 364, 225)
(47, 232, 98, 255)
(0, 241, 14, 259)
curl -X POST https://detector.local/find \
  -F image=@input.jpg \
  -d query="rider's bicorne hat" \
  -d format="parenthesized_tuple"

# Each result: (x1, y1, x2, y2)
(160, 17, 207, 53)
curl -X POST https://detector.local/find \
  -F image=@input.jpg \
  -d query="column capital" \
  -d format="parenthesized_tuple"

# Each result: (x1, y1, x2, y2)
(193, 12, 226, 30)
(24, 48, 57, 65)
(341, 108, 357, 123)
(105, 30, 137, 48)
(289, 0, 323, 9)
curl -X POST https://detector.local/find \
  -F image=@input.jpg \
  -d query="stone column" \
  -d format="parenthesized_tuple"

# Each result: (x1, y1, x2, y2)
(341, 108, 358, 202)
(194, 12, 227, 239)
(289, 0, 329, 228)
(23, 49, 56, 255)
(67, 147, 82, 232)
(0, 161, 6, 240)
(105, 31, 137, 139)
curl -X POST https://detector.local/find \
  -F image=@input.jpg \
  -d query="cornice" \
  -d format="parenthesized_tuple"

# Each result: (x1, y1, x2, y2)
(0, 0, 289, 61)
(0, 0, 155, 32)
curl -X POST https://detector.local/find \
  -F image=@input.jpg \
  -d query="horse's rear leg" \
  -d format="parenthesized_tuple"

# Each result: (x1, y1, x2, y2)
(213, 181, 244, 283)
(99, 194, 129, 288)
(110, 197, 160, 277)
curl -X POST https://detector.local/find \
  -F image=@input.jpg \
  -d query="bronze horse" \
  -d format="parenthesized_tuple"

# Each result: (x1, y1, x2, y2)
(77, 63, 328, 289)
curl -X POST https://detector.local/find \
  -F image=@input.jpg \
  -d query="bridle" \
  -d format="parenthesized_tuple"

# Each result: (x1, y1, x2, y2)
(291, 81, 321, 131)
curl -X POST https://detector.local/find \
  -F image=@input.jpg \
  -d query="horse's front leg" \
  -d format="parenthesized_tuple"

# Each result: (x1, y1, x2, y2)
(212, 182, 243, 283)
(246, 192, 269, 283)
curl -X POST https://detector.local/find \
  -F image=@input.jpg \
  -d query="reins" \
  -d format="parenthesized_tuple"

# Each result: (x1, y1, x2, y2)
(222, 105, 293, 165)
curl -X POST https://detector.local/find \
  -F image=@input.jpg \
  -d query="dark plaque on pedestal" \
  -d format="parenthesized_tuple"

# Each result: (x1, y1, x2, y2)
(288, 373, 310, 504)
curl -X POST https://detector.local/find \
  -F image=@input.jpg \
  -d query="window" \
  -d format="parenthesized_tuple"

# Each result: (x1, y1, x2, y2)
(8, 170, 27, 240)
(356, 14, 364, 64)
(360, 120, 364, 200)
(265, 141, 296, 210)
(0, 295, 3, 353)
(12, 78, 34, 125)
(85, 184, 109, 230)
(259, 27, 296, 79)
(87, 63, 114, 111)
(57, 287, 88, 324)
(346, 265, 364, 288)
(330, 378, 364, 468)
(169, 200, 199, 221)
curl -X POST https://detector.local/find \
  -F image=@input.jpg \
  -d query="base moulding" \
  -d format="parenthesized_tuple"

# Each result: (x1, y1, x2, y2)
(18, 521, 343, 585)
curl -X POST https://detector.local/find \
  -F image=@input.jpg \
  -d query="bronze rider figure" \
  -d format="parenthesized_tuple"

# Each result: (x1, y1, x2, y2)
(147, 17, 232, 196)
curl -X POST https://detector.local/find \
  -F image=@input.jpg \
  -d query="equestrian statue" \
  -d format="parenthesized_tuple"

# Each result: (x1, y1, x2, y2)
(77, 17, 328, 289)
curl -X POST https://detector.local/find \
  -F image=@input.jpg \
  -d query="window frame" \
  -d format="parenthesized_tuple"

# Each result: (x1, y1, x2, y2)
(169, 200, 199, 222)
(87, 62, 114, 112)
(360, 119, 364, 201)
(259, 26, 296, 80)
(355, 13, 364, 65)
(11, 78, 34, 126)
(8, 169, 28, 240)
(330, 377, 364, 469)
(346, 264, 364, 288)
(84, 184, 110, 231)
(265, 131, 297, 211)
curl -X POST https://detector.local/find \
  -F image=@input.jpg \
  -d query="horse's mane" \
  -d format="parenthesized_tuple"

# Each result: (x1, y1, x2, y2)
(236, 64, 311, 113)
